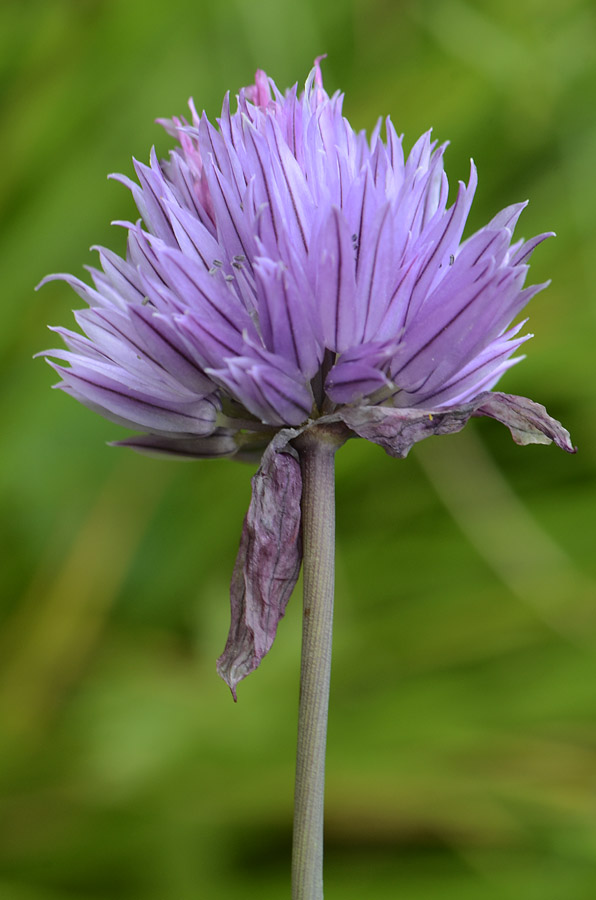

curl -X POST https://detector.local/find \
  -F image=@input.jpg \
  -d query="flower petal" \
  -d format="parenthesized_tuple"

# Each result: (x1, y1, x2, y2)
(49, 359, 218, 435)
(254, 257, 322, 378)
(325, 340, 396, 404)
(313, 206, 358, 352)
(111, 430, 238, 459)
(207, 353, 312, 427)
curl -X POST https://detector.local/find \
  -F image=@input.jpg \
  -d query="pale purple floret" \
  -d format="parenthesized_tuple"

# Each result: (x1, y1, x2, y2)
(39, 59, 574, 696)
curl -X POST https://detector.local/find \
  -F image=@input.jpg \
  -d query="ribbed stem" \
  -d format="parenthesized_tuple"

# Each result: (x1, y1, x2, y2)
(291, 427, 342, 900)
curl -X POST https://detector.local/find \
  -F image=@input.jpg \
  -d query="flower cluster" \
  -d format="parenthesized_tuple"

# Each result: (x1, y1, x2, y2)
(40, 59, 573, 695)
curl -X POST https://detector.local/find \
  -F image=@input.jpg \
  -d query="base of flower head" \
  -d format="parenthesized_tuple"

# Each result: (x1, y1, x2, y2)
(217, 389, 574, 697)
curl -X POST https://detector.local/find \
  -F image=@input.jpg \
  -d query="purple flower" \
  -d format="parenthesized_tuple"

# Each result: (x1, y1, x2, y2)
(40, 59, 574, 696)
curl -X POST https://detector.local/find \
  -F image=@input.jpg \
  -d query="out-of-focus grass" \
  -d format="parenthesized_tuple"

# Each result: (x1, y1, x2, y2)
(1, 0, 595, 897)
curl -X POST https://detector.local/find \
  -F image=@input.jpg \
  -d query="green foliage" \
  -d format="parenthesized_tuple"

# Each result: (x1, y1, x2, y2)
(1, 0, 595, 896)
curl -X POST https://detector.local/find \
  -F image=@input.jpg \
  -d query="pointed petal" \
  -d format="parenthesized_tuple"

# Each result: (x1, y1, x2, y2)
(207, 354, 312, 427)
(162, 198, 222, 270)
(264, 115, 312, 251)
(510, 232, 554, 265)
(314, 206, 357, 352)
(356, 202, 395, 341)
(91, 246, 145, 304)
(385, 118, 405, 178)
(254, 257, 322, 378)
(403, 161, 478, 323)
(217, 431, 304, 698)
(37, 273, 116, 310)
(50, 359, 218, 435)
(325, 340, 397, 404)
(70, 305, 214, 395)
(177, 310, 246, 369)
(415, 326, 531, 407)
(112, 152, 177, 245)
(203, 158, 256, 265)
(111, 430, 238, 459)
(324, 361, 391, 404)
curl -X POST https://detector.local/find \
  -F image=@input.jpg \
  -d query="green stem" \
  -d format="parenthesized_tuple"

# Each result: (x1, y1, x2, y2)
(292, 427, 343, 900)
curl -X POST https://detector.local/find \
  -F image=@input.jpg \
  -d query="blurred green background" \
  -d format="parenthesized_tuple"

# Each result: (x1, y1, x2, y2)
(1, 0, 595, 897)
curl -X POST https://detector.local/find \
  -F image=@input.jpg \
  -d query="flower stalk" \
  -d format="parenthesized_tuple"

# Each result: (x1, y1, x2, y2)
(292, 427, 343, 900)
